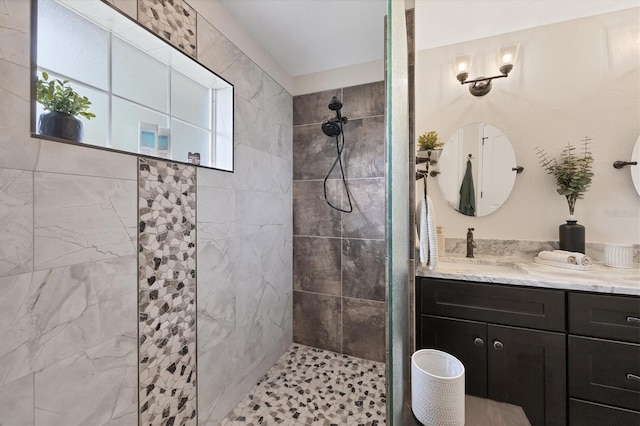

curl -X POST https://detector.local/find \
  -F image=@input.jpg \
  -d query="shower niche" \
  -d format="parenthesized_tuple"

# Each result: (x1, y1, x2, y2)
(32, 0, 235, 171)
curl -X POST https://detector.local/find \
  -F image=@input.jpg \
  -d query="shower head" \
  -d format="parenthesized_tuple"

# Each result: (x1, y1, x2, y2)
(322, 120, 342, 137)
(328, 96, 343, 111)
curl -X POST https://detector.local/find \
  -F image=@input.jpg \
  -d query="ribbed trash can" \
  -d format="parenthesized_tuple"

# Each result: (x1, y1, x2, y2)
(411, 349, 465, 426)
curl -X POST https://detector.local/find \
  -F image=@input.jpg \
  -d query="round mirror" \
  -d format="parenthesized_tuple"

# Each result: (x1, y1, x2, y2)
(437, 122, 517, 217)
(632, 135, 640, 196)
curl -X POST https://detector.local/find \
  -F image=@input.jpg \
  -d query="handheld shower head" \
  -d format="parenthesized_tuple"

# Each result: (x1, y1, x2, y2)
(322, 120, 342, 137)
(328, 96, 343, 111)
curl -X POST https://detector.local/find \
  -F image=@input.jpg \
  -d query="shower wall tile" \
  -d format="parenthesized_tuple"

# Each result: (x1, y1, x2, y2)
(196, 14, 242, 77)
(343, 81, 385, 119)
(0, 255, 137, 387)
(34, 334, 138, 426)
(343, 116, 385, 179)
(342, 239, 385, 302)
(33, 172, 137, 270)
(293, 88, 341, 126)
(342, 178, 385, 240)
(35, 141, 137, 180)
(0, 0, 29, 67)
(234, 95, 268, 152)
(293, 124, 337, 180)
(101, 0, 137, 20)
(233, 145, 292, 195)
(264, 72, 293, 127)
(221, 52, 263, 109)
(138, 0, 197, 58)
(342, 298, 385, 362)
(293, 291, 341, 352)
(198, 186, 236, 239)
(0, 373, 33, 426)
(293, 236, 341, 295)
(0, 61, 41, 171)
(293, 180, 341, 237)
(0, 168, 33, 277)
(138, 159, 197, 426)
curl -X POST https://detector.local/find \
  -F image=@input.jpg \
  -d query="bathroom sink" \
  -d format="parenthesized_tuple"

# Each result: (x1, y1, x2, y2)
(436, 255, 526, 274)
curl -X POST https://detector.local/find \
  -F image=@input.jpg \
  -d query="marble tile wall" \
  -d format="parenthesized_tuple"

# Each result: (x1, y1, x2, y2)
(292, 81, 386, 363)
(1, 1, 293, 426)
(196, 11, 293, 426)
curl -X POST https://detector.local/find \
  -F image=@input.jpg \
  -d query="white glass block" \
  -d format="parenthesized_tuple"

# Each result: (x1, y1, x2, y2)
(112, 36, 169, 113)
(171, 70, 211, 129)
(214, 87, 234, 171)
(111, 97, 168, 153)
(37, 0, 109, 90)
(171, 119, 211, 166)
(35, 73, 109, 147)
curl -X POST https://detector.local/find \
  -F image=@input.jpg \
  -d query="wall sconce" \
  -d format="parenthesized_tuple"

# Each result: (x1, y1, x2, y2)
(454, 44, 520, 97)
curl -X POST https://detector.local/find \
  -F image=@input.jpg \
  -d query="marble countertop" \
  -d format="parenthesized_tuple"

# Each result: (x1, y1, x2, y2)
(416, 255, 640, 296)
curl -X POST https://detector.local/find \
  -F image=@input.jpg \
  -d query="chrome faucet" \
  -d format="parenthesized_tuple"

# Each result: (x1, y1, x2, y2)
(466, 228, 476, 258)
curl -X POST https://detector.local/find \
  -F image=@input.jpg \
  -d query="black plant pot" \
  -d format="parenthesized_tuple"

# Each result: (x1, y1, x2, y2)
(559, 220, 585, 254)
(38, 111, 83, 142)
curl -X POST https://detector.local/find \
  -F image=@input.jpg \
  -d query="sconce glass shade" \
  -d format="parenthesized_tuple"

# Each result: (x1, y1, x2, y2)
(453, 54, 472, 83)
(498, 44, 519, 75)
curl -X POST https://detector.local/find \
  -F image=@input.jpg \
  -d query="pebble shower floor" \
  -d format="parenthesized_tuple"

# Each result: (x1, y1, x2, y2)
(221, 344, 387, 425)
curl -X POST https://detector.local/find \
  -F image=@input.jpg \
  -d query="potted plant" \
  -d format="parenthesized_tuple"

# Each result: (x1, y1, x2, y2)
(36, 71, 95, 142)
(417, 130, 444, 163)
(536, 136, 594, 253)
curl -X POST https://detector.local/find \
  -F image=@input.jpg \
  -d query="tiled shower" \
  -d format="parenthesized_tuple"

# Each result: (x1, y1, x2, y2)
(292, 83, 387, 363)
(0, 0, 395, 425)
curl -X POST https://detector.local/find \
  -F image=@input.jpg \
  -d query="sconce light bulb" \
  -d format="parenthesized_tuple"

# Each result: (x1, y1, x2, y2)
(458, 63, 468, 73)
(502, 53, 513, 65)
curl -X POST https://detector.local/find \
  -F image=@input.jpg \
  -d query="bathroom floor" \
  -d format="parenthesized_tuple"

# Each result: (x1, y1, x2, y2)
(221, 344, 387, 425)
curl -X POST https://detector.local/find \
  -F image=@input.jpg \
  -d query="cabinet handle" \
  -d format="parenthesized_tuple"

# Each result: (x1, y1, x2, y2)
(474, 338, 484, 347)
(493, 340, 504, 350)
(627, 316, 640, 325)
(627, 374, 640, 382)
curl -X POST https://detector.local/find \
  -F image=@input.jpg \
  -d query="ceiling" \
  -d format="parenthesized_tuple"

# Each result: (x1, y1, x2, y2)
(218, 0, 638, 78)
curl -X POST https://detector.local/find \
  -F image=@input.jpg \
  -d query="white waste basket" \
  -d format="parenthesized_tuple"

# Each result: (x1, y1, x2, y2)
(411, 349, 465, 426)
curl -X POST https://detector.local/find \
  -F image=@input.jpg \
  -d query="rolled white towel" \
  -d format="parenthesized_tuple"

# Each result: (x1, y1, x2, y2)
(537, 250, 577, 264)
(553, 250, 592, 266)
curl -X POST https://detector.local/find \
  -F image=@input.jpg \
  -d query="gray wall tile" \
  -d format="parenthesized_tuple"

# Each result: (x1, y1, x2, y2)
(293, 89, 341, 126)
(0, 373, 33, 426)
(293, 291, 341, 352)
(343, 116, 385, 179)
(0, 169, 33, 277)
(342, 239, 385, 302)
(342, 178, 385, 240)
(293, 236, 341, 295)
(293, 180, 341, 237)
(343, 81, 385, 119)
(293, 124, 337, 181)
(342, 298, 385, 362)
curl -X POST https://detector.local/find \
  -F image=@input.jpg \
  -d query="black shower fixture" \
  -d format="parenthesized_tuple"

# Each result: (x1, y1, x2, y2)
(321, 96, 353, 213)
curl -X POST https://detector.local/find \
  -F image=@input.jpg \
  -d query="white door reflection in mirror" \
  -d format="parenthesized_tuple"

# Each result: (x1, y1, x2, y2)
(438, 123, 517, 217)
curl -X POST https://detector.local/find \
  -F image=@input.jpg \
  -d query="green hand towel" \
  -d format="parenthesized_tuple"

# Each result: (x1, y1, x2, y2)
(458, 159, 476, 216)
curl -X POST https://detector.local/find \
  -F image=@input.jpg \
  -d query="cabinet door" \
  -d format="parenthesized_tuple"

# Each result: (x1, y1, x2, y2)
(420, 315, 488, 397)
(488, 325, 566, 426)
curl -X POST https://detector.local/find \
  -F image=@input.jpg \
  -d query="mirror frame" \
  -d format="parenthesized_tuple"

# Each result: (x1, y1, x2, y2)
(435, 122, 518, 217)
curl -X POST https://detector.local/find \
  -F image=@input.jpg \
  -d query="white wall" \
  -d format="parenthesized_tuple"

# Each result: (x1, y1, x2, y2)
(415, 8, 640, 245)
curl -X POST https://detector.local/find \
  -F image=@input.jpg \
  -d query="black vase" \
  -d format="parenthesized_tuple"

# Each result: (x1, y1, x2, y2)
(559, 220, 585, 254)
(38, 111, 83, 142)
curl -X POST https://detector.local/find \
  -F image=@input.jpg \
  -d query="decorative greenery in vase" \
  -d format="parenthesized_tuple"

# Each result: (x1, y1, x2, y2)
(36, 71, 95, 119)
(535, 136, 594, 218)
(418, 130, 443, 151)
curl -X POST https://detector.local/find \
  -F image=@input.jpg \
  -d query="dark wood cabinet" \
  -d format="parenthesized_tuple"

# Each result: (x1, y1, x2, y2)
(567, 291, 640, 424)
(416, 278, 566, 426)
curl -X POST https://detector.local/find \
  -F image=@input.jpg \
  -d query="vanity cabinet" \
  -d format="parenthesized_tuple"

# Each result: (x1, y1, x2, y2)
(567, 292, 640, 426)
(416, 278, 566, 426)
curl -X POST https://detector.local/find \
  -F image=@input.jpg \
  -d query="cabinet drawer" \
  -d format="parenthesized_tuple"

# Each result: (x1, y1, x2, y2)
(419, 278, 565, 332)
(569, 336, 640, 411)
(569, 292, 640, 343)
(569, 398, 640, 426)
